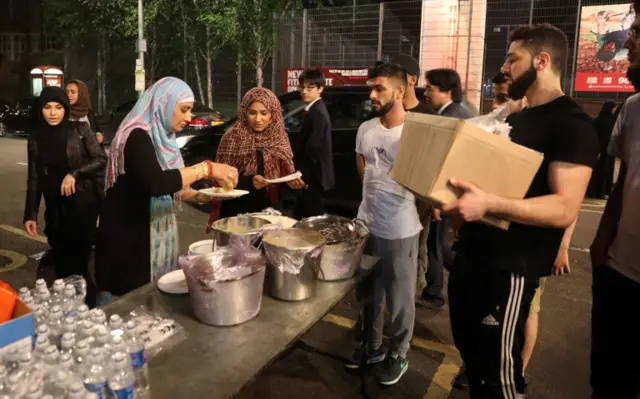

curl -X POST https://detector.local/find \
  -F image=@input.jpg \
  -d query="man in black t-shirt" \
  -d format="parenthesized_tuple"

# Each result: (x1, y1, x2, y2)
(441, 24, 598, 398)
(389, 54, 434, 115)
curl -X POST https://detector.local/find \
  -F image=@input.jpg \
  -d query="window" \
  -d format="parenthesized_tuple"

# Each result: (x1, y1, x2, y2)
(324, 94, 373, 129)
(281, 97, 305, 134)
(0, 35, 11, 54)
(45, 35, 57, 51)
(15, 35, 26, 53)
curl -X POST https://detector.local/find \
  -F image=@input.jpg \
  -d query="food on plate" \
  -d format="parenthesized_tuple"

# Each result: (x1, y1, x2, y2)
(222, 180, 234, 192)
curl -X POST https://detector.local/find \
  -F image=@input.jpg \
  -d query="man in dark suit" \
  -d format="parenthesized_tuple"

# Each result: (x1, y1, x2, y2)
(425, 68, 475, 119)
(293, 68, 335, 219)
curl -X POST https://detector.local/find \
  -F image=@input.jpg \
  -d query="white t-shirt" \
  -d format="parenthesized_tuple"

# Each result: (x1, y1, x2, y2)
(356, 118, 422, 240)
(606, 94, 640, 283)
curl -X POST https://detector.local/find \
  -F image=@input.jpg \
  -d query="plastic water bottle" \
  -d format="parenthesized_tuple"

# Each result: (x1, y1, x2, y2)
(94, 326, 111, 352)
(59, 352, 75, 370)
(36, 286, 51, 306)
(21, 295, 35, 311)
(48, 305, 64, 344)
(77, 320, 96, 344)
(62, 284, 79, 316)
(3, 347, 20, 371)
(73, 340, 91, 373)
(62, 316, 78, 337)
(23, 379, 44, 399)
(33, 335, 50, 360)
(18, 287, 31, 300)
(42, 345, 60, 378)
(76, 304, 90, 321)
(33, 304, 48, 327)
(4, 373, 27, 397)
(108, 315, 124, 337)
(34, 278, 47, 293)
(45, 369, 70, 397)
(52, 279, 65, 303)
(110, 336, 127, 355)
(36, 324, 52, 344)
(90, 309, 107, 326)
(83, 348, 109, 399)
(16, 351, 35, 371)
(60, 332, 76, 355)
(68, 380, 88, 398)
(124, 321, 149, 396)
(108, 352, 135, 399)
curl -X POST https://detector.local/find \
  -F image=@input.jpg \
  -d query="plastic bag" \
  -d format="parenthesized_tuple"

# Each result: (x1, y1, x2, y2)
(262, 229, 324, 275)
(467, 103, 512, 139)
(180, 235, 267, 284)
(62, 275, 87, 304)
(126, 305, 186, 359)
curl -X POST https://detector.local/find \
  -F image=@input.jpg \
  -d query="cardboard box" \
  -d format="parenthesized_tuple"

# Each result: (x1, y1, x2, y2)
(0, 299, 35, 358)
(390, 112, 544, 230)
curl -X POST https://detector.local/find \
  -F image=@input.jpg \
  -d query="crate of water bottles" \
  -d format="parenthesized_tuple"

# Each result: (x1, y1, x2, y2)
(0, 276, 186, 398)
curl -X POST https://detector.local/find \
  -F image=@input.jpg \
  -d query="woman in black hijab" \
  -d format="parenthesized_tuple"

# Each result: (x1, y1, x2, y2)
(589, 101, 617, 198)
(23, 87, 106, 305)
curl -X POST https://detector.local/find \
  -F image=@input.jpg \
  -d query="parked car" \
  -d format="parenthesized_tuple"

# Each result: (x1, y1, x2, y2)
(0, 98, 36, 137)
(180, 86, 428, 214)
(100, 100, 228, 144)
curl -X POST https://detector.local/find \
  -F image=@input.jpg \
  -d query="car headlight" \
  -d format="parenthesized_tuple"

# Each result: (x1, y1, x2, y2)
(176, 135, 195, 149)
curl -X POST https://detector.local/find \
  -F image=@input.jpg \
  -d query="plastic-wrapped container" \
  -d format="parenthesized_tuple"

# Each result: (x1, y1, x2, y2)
(262, 228, 325, 301)
(181, 236, 267, 326)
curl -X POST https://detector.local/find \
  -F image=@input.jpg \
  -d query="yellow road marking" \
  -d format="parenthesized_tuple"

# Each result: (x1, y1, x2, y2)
(0, 224, 48, 244)
(0, 250, 27, 272)
(322, 313, 462, 399)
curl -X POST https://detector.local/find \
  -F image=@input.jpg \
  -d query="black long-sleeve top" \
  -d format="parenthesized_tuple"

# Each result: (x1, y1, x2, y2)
(96, 128, 182, 295)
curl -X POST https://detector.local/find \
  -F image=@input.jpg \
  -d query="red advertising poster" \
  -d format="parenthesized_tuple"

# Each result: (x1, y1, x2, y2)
(285, 67, 369, 93)
(575, 4, 635, 92)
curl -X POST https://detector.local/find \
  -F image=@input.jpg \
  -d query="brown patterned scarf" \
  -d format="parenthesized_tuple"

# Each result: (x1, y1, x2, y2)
(67, 79, 90, 119)
(216, 88, 294, 179)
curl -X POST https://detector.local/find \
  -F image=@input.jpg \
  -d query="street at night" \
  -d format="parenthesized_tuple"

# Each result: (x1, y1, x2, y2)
(0, 136, 604, 398)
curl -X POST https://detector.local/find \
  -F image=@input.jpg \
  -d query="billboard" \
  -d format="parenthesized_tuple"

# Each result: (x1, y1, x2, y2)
(575, 3, 635, 92)
(284, 68, 369, 93)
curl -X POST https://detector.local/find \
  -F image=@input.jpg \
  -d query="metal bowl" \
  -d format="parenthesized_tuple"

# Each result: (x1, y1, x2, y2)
(210, 215, 271, 248)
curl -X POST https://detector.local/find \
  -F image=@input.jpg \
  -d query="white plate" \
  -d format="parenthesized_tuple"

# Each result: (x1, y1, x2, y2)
(157, 269, 188, 294)
(255, 215, 298, 228)
(188, 239, 214, 256)
(198, 188, 250, 199)
(265, 171, 302, 184)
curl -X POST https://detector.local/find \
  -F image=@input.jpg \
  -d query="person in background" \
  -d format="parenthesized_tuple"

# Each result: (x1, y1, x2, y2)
(589, 101, 617, 199)
(210, 88, 304, 223)
(442, 24, 598, 397)
(590, 3, 640, 396)
(293, 68, 335, 219)
(96, 77, 238, 298)
(65, 79, 104, 144)
(24, 87, 107, 306)
(345, 63, 422, 386)
(491, 72, 511, 97)
(390, 54, 434, 114)
(425, 68, 476, 119)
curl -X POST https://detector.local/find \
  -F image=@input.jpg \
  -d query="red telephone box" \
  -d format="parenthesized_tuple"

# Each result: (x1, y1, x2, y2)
(30, 66, 64, 96)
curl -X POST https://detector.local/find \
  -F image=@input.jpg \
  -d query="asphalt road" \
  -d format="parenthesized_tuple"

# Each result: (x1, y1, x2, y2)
(0, 136, 602, 398)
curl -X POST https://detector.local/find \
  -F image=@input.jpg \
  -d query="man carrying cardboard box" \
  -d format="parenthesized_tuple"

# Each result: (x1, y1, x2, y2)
(441, 24, 598, 398)
(344, 63, 422, 386)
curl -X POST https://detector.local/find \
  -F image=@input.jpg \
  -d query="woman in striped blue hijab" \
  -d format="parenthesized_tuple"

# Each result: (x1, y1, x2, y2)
(96, 77, 238, 298)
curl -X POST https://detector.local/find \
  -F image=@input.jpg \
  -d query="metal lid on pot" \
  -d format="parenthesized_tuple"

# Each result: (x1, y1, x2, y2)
(295, 215, 360, 245)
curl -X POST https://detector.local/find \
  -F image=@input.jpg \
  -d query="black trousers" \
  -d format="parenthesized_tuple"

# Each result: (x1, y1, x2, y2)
(44, 187, 100, 307)
(449, 253, 537, 398)
(591, 265, 640, 399)
(423, 217, 455, 304)
(293, 182, 325, 219)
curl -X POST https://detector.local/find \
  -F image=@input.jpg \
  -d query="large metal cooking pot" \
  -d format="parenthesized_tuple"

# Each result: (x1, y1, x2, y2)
(184, 252, 266, 327)
(263, 228, 325, 301)
(210, 215, 271, 248)
(294, 215, 369, 281)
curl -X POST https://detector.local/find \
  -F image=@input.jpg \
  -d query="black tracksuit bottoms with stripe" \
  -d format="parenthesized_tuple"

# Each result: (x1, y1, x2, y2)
(449, 252, 538, 398)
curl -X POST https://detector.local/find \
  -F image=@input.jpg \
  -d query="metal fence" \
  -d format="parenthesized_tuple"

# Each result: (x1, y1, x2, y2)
(266, 0, 634, 115)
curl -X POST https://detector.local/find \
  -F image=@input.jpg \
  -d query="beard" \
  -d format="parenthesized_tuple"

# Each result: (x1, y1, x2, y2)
(372, 97, 395, 116)
(627, 66, 640, 92)
(508, 63, 537, 100)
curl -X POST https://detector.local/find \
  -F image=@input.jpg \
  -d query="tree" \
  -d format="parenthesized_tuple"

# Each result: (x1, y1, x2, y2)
(235, 0, 303, 87)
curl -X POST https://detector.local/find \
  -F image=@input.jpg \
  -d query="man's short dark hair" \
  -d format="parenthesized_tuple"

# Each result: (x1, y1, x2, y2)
(491, 72, 508, 85)
(299, 68, 326, 88)
(508, 23, 568, 73)
(425, 68, 463, 102)
(368, 63, 408, 87)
